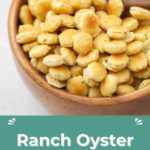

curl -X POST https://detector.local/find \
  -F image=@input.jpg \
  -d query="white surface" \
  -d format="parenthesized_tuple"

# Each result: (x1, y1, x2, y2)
(0, 0, 50, 115)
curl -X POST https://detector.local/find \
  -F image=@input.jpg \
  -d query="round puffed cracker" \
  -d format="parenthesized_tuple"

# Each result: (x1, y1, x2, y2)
(77, 49, 99, 67)
(107, 0, 124, 17)
(43, 54, 65, 67)
(104, 41, 126, 54)
(73, 31, 93, 55)
(110, 69, 131, 84)
(128, 52, 148, 72)
(45, 15, 62, 32)
(19, 5, 34, 24)
(107, 54, 129, 71)
(126, 41, 144, 55)
(99, 15, 122, 30)
(67, 76, 89, 96)
(38, 33, 58, 45)
(16, 30, 39, 44)
(122, 17, 139, 32)
(85, 62, 107, 82)
(46, 73, 66, 88)
(59, 29, 78, 48)
(117, 84, 135, 95)
(74, 9, 92, 25)
(60, 47, 77, 66)
(78, 11, 100, 35)
(100, 74, 117, 97)
(29, 45, 51, 58)
(130, 7, 150, 21)
(49, 65, 71, 81)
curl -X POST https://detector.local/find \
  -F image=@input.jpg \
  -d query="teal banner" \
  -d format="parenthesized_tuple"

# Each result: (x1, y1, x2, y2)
(0, 117, 149, 149)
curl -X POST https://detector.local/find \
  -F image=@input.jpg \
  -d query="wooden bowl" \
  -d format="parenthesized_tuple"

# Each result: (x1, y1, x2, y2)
(8, 0, 150, 115)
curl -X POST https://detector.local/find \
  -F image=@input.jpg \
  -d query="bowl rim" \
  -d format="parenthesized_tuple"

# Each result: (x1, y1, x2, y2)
(8, 0, 150, 106)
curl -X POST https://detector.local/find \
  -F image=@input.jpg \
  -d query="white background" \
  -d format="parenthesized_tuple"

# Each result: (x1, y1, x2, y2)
(0, 0, 49, 115)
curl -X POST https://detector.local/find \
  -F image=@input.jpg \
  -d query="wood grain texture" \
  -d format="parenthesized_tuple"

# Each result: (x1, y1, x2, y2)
(8, 0, 150, 115)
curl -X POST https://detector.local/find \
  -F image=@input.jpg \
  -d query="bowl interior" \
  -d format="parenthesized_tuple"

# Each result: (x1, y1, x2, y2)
(8, 0, 150, 106)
